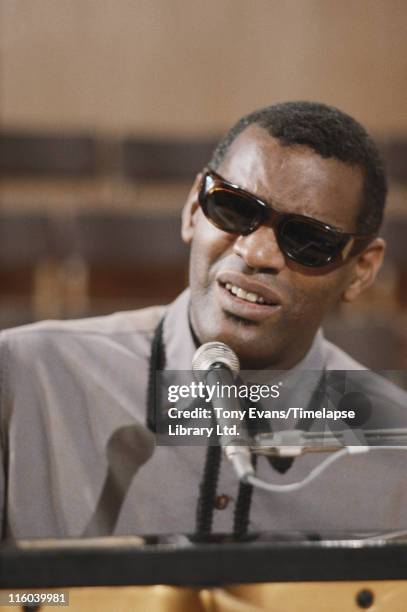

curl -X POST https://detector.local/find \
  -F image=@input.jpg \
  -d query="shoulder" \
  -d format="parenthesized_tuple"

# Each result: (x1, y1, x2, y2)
(322, 338, 407, 410)
(1, 304, 166, 341)
(0, 304, 167, 369)
(323, 337, 367, 370)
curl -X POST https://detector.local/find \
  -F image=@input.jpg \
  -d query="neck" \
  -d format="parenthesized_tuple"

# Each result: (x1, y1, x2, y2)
(189, 317, 321, 372)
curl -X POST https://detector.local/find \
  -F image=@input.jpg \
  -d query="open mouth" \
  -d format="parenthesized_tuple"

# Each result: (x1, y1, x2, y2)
(223, 282, 273, 306)
(216, 273, 282, 322)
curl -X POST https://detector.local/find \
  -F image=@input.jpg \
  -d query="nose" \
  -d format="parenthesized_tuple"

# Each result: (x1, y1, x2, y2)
(233, 225, 286, 272)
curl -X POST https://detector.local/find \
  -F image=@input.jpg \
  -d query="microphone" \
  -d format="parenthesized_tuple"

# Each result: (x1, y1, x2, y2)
(192, 342, 255, 481)
(83, 424, 155, 536)
(191, 348, 407, 494)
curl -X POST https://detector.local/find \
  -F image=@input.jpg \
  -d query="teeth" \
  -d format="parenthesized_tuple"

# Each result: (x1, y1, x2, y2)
(224, 283, 269, 305)
(246, 292, 257, 303)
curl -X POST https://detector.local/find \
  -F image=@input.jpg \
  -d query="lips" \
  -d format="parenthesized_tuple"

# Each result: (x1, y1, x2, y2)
(216, 271, 282, 321)
(224, 282, 268, 304)
(217, 271, 282, 305)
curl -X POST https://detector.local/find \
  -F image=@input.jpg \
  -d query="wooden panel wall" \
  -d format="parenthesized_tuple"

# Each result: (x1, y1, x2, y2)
(1, 0, 407, 136)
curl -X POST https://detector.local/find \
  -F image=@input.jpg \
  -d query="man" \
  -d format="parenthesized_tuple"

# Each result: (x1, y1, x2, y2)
(1, 101, 406, 540)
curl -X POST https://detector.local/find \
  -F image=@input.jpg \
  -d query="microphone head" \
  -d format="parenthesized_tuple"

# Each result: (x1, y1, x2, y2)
(192, 341, 240, 375)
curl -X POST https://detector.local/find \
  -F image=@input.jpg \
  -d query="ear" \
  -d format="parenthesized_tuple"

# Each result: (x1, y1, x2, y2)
(181, 172, 202, 244)
(342, 238, 385, 303)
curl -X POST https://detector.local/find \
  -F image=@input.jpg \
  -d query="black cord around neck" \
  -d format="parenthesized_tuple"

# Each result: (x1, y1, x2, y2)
(146, 317, 255, 538)
(146, 317, 165, 433)
(195, 444, 222, 536)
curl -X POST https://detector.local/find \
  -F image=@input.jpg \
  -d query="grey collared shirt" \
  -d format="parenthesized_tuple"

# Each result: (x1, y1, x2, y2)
(1, 289, 406, 539)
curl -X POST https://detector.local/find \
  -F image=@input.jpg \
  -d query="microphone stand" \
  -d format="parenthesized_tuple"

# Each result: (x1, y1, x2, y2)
(251, 427, 407, 457)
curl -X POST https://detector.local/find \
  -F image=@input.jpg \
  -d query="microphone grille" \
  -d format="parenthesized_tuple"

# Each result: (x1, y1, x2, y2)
(192, 341, 240, 375)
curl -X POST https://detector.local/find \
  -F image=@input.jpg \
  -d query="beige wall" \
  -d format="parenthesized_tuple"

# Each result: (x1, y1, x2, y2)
(1, 0, 407, 136)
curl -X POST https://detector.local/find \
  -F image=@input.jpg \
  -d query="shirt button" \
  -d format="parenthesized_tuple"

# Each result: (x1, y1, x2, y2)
(214, 494, 231, 510)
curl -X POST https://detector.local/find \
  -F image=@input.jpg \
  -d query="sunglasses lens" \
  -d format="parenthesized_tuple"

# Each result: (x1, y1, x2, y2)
(200, 173, 351, 268)
(280, 218, 346, 266)
(202, 190, 262, 234)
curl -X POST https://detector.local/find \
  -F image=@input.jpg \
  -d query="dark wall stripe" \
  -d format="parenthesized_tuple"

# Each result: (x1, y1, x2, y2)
(122, 138, 218, 180)
(1, 131, 406, 183)
(0, 132, 98, 177)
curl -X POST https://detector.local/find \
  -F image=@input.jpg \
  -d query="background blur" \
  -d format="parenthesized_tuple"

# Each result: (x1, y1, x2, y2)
(0, 0, 406, 369)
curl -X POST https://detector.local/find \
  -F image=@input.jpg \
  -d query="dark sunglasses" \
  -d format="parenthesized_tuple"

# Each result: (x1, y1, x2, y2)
(198, 169, 374, 268)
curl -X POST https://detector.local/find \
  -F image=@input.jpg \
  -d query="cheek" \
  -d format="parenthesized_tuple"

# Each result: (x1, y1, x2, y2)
(288, 270, 351, 323)
(189, 217, 235, 289)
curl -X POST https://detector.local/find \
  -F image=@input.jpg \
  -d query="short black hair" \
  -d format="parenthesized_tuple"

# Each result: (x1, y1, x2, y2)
(209, 101, 387, 234)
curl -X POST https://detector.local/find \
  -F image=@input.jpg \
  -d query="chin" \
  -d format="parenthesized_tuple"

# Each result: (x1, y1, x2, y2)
(207, 325, 275, 370)
(193, 305, 282, 368)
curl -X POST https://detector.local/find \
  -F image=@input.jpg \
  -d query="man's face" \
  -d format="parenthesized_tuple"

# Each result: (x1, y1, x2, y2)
(182, 125, 371, 369)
